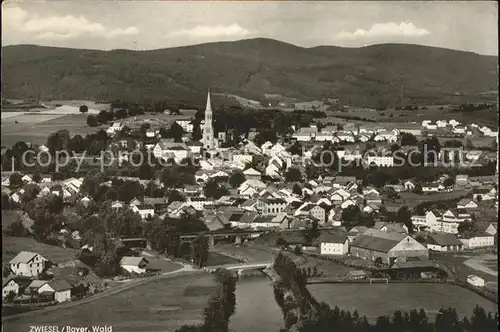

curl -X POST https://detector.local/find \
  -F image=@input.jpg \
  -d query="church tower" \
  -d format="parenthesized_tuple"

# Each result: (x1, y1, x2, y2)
(202, 90, 216, 149)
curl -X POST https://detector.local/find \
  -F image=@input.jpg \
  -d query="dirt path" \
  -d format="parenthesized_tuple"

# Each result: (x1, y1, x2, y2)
(463, 254, 498, 277)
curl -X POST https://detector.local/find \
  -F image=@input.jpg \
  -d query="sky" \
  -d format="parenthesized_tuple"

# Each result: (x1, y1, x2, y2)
(2, 1, 498, 55)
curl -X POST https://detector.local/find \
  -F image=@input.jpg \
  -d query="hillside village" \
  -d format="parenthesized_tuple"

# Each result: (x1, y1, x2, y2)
(1, 91, 498, 310)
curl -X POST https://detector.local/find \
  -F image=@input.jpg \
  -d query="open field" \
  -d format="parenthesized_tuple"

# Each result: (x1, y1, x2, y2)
(2, 236, 78, 264)
(2, 272, 215, 332)
(231, 276, 498, 331)
(316, 105, 498, 128)
(212, 243, 276, 263)
(206, 252, 240, 266)
(397, 190, 470, 207)
(1, 114, 106, 147)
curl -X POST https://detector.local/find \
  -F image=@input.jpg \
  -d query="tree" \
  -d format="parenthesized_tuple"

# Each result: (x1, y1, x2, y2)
(304, 220, 320, 245)
(79, 105, 89, 113)
(169, 122, 184, 142)
(1, 193, 10, 210)
(114, 109, 127, 119)
(294, 245, 302, 255)
(87, 115, 99, 127)
(284, 168, 302, 183)
(276, 237, 288, 248)
(26, 194, 64, 240)
(374, 257, 383, 267)
(69, 135, 85, 153)
(192, 122, 202, 141)
(341, 205, 361, 224)
(167, 189, 185, 203)
(435, 307, 462, 332)
(7, 219, 29, 237)
(292, 183, 302, 196)
(229, 171, 245, 188)
(396, 206, 414, 234)
(138, 163, 154, 180)
(5, 291, 16, 303)
(9, 172, 23, 188)
(457, 221, 473, 234)
(287, 142, 303, 156)
(191, 235, 209, 268)
(97, 110, 112, 124)
(413, 184, 423, 195)
(204, 179, 229, 199)
(443, 177, 455, 188)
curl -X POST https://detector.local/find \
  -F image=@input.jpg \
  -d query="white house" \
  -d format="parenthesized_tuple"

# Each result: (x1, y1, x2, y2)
(38, 280, 72, 303)
(294, 203, 326, 223)
(373, 131, 398, 143)
(426, 233, 464, 252)
(131, 205, 155, 220)
(106, 122, 123, 135)
(460, 233, 495, 249)
(403, 180, 416, 191)
(233, 154, 253, 166)
(411, 210, 439, 231)
(316, 233, 349, 255)
(456, 198, 478, 210)
(120, 256, 149, 274)
(153, 140, 191, 162)
(243, 168, 262, 180)
(467, 275, 485, 287)
(2, 278, 20, 299)
(9, 251, 48, 277)
(422, 183, 443, 193)
(175, 120, 194, 133)
(366, 156, 394, 167)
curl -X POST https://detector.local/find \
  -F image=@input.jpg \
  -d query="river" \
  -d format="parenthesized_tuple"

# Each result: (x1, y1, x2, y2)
(230, 276, 498, 332)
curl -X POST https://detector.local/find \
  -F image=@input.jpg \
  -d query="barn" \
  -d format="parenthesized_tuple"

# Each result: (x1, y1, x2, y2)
(350, 229, 429, 266)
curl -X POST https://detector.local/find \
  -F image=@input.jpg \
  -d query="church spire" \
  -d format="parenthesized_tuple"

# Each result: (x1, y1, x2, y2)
(205, 89, 212, 112)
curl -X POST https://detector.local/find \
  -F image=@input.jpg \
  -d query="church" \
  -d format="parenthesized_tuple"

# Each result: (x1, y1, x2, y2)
(201, 90, 218, 150)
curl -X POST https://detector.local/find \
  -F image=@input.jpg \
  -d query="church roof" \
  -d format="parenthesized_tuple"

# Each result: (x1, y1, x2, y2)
(205, 90, 212, 112)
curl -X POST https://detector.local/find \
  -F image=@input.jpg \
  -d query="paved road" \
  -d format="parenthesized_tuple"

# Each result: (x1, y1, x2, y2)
(2, 263, 199, 322)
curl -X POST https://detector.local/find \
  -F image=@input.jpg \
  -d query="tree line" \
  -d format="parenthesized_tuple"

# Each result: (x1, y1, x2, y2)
(175, 268, 238, 332)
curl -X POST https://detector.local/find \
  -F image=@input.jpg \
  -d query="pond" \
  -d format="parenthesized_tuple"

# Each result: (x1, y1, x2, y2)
(231, 276, 498, 332)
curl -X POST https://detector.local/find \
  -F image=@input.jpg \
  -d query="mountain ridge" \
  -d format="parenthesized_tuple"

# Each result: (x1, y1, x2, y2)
(2, 38, 497, 107)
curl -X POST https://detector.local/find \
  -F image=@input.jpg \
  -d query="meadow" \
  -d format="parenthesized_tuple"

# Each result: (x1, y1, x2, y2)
(2, 236, 79, 264)
(1, 113, 106, 147)
(2, 272, 216, 332)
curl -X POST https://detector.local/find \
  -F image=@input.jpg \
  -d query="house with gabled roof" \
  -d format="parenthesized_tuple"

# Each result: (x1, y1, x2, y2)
(315, 232, 349, 255)
(243, 167, 262, 180)
(350, 229, 429, 265)
(426, 233, 464, 252)
(294, 203, 326, 224)
(120, 256, 149, 274)
(456, 198, 478, 210)
(38, 279, 73, 303)
(9, 251, 49, 277)
(2, 277, 20, 299)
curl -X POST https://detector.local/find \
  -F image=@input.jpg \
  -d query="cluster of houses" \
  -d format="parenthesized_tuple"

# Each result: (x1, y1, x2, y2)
(422, 119, 498, 138)
(3, 251, 86, 303)
(310, 218, 497, 266)
(2, 249, 156, 303)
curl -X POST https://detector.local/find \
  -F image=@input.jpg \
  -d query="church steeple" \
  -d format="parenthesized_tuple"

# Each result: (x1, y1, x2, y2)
(205, 89, 212, 113)
(202, 89, 216, 150)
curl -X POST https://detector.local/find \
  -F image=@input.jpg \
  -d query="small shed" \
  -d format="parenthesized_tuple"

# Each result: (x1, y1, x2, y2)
(467, 275, 485, 287)
(346, 270, 367, 280)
